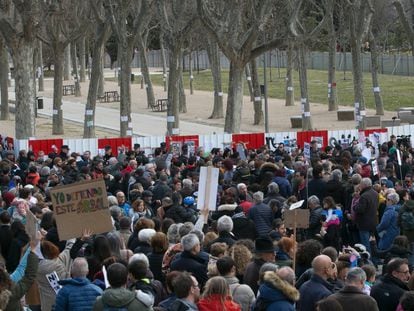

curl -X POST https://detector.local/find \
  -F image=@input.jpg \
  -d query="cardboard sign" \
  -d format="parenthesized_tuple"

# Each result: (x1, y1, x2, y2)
(46, 271, 62, 294)
(284, 209, 310, 229)
(50, 179, 112, 240)
(25, 210, 38, 241)
(304, 142, 311, 160)
(197, 167, 219, 210)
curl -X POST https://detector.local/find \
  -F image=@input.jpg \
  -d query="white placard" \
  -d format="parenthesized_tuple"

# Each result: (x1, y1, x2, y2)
(304, 142, 311, 160)
(126, 130, 132, 136)
(290, 200, 305, 210)
(397, 149, 402, 166)
(287, 86, 294, 91)
(53, 110, 58, 115)
(128, 122, 132, 128)
(373, 87, 380, 93)
(172, 128, 180, 135)
(120, 116, 128, 122)
(301, 104, 305, 113)
(102, 265, 110, 289)
(46, 271, 62, 294)
(304, 112, 311, 117)
(354, 102, 360, 108)
(372, 160, 379, 176)
(218, 92, 223, 97)
(328, 83, 332, 87)
(360, 110, 366, 116)
(86, 121, 93, 127)
(145, 84, 148, 89)
(167, 116, 175, 122)
(254, 96, 261, 101)
(301, 98, 307, 104)
(190, 75, 194, 79)
(197, 167, 219, 210)
(246, 76, 252, 81)
(85, 110, 93, 116)
(163, 73, 167, 78)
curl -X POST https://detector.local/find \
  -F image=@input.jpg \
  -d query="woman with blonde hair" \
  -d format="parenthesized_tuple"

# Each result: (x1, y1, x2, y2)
(197, 276, 241, 311)
(228, 243, 252, 283)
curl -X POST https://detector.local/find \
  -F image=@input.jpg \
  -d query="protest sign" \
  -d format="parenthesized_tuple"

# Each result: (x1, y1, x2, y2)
(46, 271, 62, 294)
(50, 179, 112, 240)
(284, 209, 309, 229)
(25, 210, 38, 242)
(372, 160, 379, 176)
(236, 143, 247, 161)
(197, 167, 219, 210)
(304, 142, 311, 160)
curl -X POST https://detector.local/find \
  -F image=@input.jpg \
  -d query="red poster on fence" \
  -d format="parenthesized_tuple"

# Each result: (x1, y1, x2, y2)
(98, 137, 132, 156)
(296, 130, 328, 149)
(232, 133, 265, 150)
(29, 139, 63, 157)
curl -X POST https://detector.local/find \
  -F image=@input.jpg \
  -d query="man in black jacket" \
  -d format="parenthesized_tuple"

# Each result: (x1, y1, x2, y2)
(371, 258, 409, 311)
(306, 195, 323, 239)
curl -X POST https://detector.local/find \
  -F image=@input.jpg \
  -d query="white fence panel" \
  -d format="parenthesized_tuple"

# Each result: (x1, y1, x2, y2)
(63, 138, 99, 155)
(133, 136, 166, 155)
(198, 133, 233, 151)
(14, 139, 28, 155)
(265, 132, 297, 150)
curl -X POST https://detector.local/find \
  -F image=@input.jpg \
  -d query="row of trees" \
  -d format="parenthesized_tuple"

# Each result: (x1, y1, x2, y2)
(0, 0, 413, 139)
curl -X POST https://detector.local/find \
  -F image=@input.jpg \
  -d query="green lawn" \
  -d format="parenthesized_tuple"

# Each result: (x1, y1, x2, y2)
(129, 68, 414, 111)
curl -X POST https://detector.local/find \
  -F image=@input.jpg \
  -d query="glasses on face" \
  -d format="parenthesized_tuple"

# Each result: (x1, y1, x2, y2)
(397, 270, 410, 275)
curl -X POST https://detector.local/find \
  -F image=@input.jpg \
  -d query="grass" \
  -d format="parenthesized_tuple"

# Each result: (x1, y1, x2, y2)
(123, 68, 414, 112)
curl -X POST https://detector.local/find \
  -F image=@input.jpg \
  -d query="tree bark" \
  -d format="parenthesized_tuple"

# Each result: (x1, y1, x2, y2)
(179, 65, 187, 113)
(160, 33, 168, 92)
(37, 40, 44, 92)
(167, 45, 181, 135)
(285, 43, 295, 106)
(245, 65, 254, 102)
(369, 31, 384, 116)
(350, 40, 365, 129)
(70, 42, 81, 97)
(0, 37, 9, 120)
(206, 36, 223, 119)
(298, 45, 313, 131)
(189, 51, 194, 95)
(52, 46, 65, 135)
(225, 61, 244, 133)
(98, 56, 104, 97)
(64, 44, 71, 81)
(328, 32, 338, 111)
(118, 43, 133, 137)
(79, 36, 86, 82)
(250, 59, 263, 125)
(83, 23, 111, 138)
(138, 34, 155, 109)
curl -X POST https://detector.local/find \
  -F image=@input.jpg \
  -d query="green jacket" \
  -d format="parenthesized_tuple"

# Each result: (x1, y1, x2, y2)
(93, 287, 152, 311)
(6, 251, 38, 311)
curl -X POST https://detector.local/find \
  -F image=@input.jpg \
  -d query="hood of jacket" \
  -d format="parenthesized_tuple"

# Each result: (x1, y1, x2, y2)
(218, 203, 237, 211)
(58, 277, 91, 287)
(260, 271, 299, 303)
(101, 287, 136, 307)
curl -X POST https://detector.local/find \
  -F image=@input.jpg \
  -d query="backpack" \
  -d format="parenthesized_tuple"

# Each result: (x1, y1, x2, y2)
(400, 210, 414, 231)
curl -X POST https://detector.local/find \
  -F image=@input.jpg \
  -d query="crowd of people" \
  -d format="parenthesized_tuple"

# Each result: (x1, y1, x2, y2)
(0, 136, 413, 310)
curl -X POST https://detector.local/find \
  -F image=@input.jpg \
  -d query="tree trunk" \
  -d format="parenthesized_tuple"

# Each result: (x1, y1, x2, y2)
(160, 33, 168, 92)
(52, 46, 65, 135)
(0, 37, 9, 120)
(98, 56, 104, 97)
(64, 44, 71, 81)
(298, 45, 313, 131)
(350, 39, 366, 129)
(285, 43, 295, 106)
(70, 43, 81, 97)
(206, 36, 223, 119)
(328, 34, 338, 111)
(225, 61, 244, 133)
(119, 43, 133, 137)
(12, 43, 36, 139)
(83, 23, 111, 138)
(369, 32, 384, 115)
(250, 59, 263, 125)
(167, 45, 181, 135)
(138, 35, 155, 109)
(189, 51, 194, 95)
(37, 40, 44, 92)
(245, 65, 254, 102)
(79, 37, 86, 82)
(179, 68, 187, 113)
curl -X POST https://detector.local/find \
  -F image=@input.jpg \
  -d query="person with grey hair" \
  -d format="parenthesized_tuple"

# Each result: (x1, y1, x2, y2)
(326, 169, 346, 207)
(207, 216, 236, 252)
(248, 191, 273, 236)
(167, 223, 183, 245)
(134, 228, 156, 254)
(307, 195, 324, 239)
(170, 234, 208, 287)
(54, 257, 103, 310)
(376, 192, 400, 250)
(355, 177, 379, 253)
(329, 267, 379, 311)
(264, 182, 286, 206)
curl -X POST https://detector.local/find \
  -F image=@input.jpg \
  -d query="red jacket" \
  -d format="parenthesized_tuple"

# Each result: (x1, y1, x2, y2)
(197, 295, 241, 311)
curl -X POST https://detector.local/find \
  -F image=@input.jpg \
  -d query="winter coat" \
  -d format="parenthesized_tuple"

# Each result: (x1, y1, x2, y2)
(147, 252, 165, 284)
(197, 294, 241, 311)
(308, 178, 327, 203)
(307, 206, 323, 239)
(355, 187, 379, 231)
(376, 204, 399, 250)
(232, 213, 257, 241)
(330, 285, 379, 311)
(223, 276, 255, 311)
(297, 274, 334, 311)
(248, 202, 273, 236)
(164, 205, 195, 224)
(370, 274, 409, 311)
(325, 180, 346, 207)
(244, 258, 267, 295)
(170, 298, 198, 311)
(272, 176, 292, 199)
(398, 200, 414, 242)
(53, 277, 103, 311)
(170, 250, 208, 288)
(6, 251, 38, 311)
(93, 287, 151, 311)
(255, 271, 300, 311)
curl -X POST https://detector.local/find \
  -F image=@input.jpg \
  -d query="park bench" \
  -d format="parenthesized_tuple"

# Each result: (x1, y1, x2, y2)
(63, 85, 75, 96)
(337, 109, 355, 121)
(98, 91, 120, 103)
(150, 99, 168, 112)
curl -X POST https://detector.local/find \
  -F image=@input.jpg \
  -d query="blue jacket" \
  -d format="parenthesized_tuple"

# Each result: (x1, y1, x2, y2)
(272, 176, 292, 198)
(248, 202, 273, 236)
(298, 274, 333, 311)
(53, 277, 103, 311)
(377, 205, 399, 250)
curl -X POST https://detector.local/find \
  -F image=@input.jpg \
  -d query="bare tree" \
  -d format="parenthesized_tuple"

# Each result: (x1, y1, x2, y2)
(0, 1, 41, 138)
(107, 0, 152, 137)
(394, 0, 414, 55)
(159, 30, 168, 92)
(36, 40, 44, 92)
(198, 0, 286, 133)
(78, 36, 86, 82)
(158, 0, 197, 136)
(83, 0, 112, 138)
(250, 59, 264, 125)
(285, 42, 295, 107)
(344, 0, 374, 129)
(39, 0, 90, 135)
(70, 42, 81, 97)
(0, 35, 9, 120)
(327, 1, 338, 111)
(205, 33, 223, 119)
